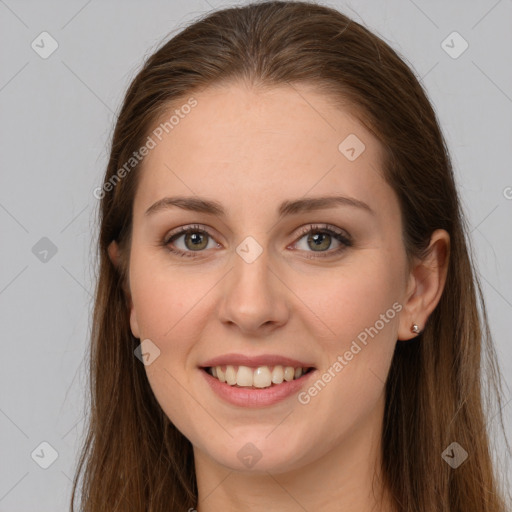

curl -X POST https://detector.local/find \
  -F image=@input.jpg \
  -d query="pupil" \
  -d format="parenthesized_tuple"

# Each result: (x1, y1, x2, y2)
(309, 233, 330, 250)
(187, 232, 207, 250)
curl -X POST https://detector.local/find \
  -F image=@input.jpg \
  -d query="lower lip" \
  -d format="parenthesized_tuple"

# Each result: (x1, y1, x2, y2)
(200, 368, 316, 407)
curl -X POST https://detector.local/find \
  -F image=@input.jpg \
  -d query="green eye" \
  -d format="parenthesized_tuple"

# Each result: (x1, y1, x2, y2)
(163, 223, 352, 259)
(292, 224, 352, 259)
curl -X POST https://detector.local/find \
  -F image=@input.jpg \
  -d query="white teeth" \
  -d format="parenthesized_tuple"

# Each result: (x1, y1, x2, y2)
(236, 365, 253, 386)
(253, 366, 272, 388)
(225, 365, 237, 385)
(284, 366, 295, 382)
(208, 364, 309, 388)
(271, 365, 284, 384)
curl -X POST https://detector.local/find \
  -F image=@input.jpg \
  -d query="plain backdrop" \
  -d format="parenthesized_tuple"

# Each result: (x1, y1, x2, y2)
(0, 0, 511, 510)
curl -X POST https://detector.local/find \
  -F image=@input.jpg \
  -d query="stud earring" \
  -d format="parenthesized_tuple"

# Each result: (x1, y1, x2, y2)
(411, 323, 420, 334)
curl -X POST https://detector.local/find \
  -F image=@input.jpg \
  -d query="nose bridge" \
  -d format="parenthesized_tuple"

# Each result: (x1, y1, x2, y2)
(218, 235, 289, 332)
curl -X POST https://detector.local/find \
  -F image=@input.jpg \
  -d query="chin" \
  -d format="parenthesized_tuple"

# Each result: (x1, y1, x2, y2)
(204, 436, 308, 474)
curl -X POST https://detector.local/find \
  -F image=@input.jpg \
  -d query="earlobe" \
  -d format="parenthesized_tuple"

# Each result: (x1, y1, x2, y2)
(108, 239, 139, 338)
(108, 240, 119, 268)
(129, 306, 140, 339)
(397, 229, 450, 340)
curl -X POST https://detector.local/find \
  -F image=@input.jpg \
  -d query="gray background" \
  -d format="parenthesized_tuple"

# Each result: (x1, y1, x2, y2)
(1, 0, 511, 510)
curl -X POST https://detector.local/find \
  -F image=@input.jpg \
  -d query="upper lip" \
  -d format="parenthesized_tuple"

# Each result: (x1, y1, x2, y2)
(200, 353, 315, 369)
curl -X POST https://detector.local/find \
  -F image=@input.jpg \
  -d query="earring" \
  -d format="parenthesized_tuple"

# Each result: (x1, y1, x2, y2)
(411, 323, 420, 334)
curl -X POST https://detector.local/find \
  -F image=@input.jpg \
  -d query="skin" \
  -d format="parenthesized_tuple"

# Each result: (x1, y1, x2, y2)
(109, 82, 450, 512)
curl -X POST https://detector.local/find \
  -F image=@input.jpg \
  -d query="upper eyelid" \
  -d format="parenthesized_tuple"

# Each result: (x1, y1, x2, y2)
(295, 223, 351, 240)
(165, 224, 216, 242)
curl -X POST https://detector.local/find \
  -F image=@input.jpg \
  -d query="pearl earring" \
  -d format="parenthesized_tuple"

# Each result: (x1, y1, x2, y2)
(411, 323, 420, 334)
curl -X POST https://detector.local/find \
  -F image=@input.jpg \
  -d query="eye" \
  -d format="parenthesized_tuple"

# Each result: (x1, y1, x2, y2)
(163, 224, 219, 258)
(291, 224, 352, 259)
(162, 223, 352, 259)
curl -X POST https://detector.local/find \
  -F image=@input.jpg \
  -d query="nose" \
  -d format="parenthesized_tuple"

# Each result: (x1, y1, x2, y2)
(217, 244, 290, 335)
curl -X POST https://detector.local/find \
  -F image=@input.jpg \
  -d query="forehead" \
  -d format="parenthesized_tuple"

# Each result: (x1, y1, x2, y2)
(133, 82, 394, 220)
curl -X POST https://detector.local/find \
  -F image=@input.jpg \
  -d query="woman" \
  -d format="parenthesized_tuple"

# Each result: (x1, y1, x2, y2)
(71, 2, 511, 511)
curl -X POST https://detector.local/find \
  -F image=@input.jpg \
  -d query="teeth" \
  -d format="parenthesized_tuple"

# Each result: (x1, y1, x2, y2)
(208, 365, 310, 388)
(284, 367, 294, 381)
(225, 365, 237, 385)
(236, 365, 253, 386)
(253, 366, 272, 388)
(271, 365, 284, 384)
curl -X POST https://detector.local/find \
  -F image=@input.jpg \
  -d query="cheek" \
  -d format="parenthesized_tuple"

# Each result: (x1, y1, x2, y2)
(294, 253, 402, 412)
(298, 255, 402, 344)
(129, 249, 211, 341)
(292, 264, 400, 436)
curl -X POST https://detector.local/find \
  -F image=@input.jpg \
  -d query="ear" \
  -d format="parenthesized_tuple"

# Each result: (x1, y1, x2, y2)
(129, 303, 141, 339)
(397, 229, 450, 340)
(108, 240, 140, 339)
(108, 240, 119, 268)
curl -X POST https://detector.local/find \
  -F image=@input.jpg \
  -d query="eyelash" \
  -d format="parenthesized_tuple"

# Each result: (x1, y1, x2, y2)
(162, 223, 353, 260)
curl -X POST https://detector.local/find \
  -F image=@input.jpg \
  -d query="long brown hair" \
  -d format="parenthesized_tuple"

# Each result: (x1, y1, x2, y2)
(70, 2, 511, 510)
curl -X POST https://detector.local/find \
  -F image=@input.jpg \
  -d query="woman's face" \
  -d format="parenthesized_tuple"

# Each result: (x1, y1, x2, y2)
(125, 82, 412, 473)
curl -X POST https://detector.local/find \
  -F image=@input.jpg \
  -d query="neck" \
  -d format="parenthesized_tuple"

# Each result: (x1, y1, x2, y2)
(193, 392, 396, 512)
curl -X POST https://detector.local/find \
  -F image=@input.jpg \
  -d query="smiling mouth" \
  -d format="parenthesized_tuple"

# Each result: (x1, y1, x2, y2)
(202, 365, 315, 389)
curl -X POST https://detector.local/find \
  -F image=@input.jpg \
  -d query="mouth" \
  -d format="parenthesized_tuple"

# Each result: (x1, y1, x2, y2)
(201, 365, 315, 389)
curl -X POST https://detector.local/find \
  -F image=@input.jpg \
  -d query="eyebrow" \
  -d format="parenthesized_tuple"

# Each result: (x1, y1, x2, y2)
(144, 194, 375, 219)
